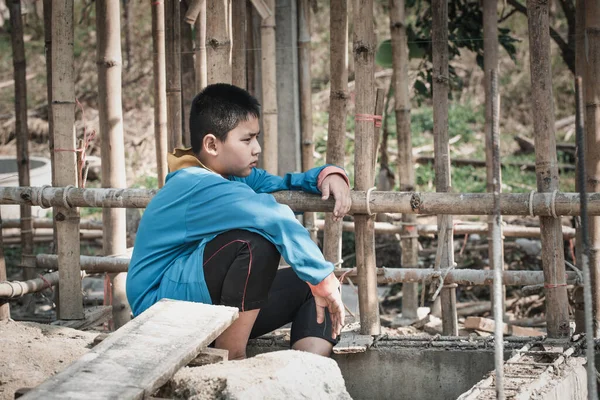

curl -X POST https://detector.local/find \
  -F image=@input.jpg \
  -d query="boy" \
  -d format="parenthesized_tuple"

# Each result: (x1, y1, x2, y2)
(126, 83, 350, 360)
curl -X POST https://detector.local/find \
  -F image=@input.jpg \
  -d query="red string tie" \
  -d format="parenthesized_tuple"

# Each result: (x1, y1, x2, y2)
(355, 114, 383, 128)
(544, 283, 568, 289)
(38, 274, 53, 291)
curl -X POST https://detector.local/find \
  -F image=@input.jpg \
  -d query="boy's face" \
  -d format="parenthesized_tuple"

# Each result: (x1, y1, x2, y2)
(214, 116, 261, 177)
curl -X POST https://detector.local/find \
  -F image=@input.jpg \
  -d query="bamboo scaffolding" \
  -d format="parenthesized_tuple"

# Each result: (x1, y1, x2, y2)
(2, 218, 102, 230)
(527, 0, 569, 338)
(246, 1, 256, 96)
(259, 0, 277, 174)
(96, 0, 130, 329)
(432, 0, 457, 336)
(4, 186, 600, 216)
(51, 1, 83, 320)
(194, 1, 208, 92)
(353, 0, 380, 336)
(584, 0, 600, 337)
(390, 0, 418, 321)
(206, 0, 232, 84)
(165, 0, 183, 150)
(298, 0, 316, 242)
(180, 2, 196, 147)
(9, 0, 35, 282)
(36, 254, 130, 274)
(324, 0, 348, 266)
(1, 267, 581, 300)
(151, 0, 168, 187)
(0, 209, 8, 320)
(232, 1, 247, 88)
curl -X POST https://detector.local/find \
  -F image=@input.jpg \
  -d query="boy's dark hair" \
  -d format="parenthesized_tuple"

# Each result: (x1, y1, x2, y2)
(189, 83, 261, 154)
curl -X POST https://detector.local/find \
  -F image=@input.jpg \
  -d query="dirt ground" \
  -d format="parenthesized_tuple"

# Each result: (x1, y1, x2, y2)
(0, 319, 97, 400)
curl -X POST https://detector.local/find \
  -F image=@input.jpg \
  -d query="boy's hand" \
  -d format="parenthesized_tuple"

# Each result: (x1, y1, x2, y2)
(314, 290, 345, 340)
(320, 174, 352, 222)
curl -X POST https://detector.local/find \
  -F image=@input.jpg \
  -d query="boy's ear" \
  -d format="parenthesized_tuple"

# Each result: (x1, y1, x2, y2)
(203, 134, 219, 156)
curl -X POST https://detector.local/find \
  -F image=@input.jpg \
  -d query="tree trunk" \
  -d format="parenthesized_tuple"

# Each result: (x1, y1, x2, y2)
(584, 0, 600, 337)
(0, 208, 9, 320)
(51, 0, 83, 320)
(390, 0, 418, 321)
(206, 0, 231, 84)
(194, 0, 208, 91)
(353, 0, 380, 336)
(323, 0, 348, 265)
(232, 1, 246, 88)
(180, 1, 196, 147)
(165, 0, 183, 150)
(96, 0, 130, 329)
(151, 0, 168, 187)
(431, 0, 457, 336)
(260, 0, 278, 174)
(9, 0, 35, 283)
(527, 0, 569, 338)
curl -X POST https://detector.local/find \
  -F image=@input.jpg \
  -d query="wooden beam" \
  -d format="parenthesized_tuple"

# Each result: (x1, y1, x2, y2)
(20, 300, 238, 399)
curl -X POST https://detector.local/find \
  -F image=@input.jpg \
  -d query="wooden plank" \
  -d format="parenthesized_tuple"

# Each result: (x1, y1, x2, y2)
(51, 306, 113, 331)
(333, 330, 374, 354)
(188, 348, 229, 366)
(21, 299, 238, 400)
(464, 317, 545, 337)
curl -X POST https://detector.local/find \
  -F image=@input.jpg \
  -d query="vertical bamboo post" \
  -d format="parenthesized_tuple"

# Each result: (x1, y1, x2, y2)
(232, 1, 247, 88)
(0, 209, 8, 320)
(96, 0, 130, 329)
(194, 0, 208, 91)
(526, 0, 569, 338)
(390, 0, 418, 321)
(584, 0, 600, 337)
(151, 0, 168, 187)
(180, 2, 196, 147)
(324, 0, 348, 264)
(246, 1, 256, 96)
(9, 0, 35, 282)
(51, 0, 83, 320)
(483, 0, 505, 319)
(165, 0, 183, 151)
(432, 0, 457, 336)
(206, 0, 232, 84)
(260, 0, 278, 174)
(298, 0, 316, 242)
(353, 0, 380, 336)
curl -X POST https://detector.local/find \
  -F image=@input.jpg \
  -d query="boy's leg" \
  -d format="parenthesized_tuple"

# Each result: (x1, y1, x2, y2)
(250, 267, 338, 356)
(203, 229, 280, 360)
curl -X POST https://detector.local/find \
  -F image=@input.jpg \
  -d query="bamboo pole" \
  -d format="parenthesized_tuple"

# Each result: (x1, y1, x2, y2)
(51, 0, 83, 320)
(390, 0, 418, 321)
(259, 0, 278, 174)
(194, 0, 208, 91)
(185, 0, 204, 24)
(246, 1, 256, 96)
(353, 0, 380, 336)
(527, 0, 569, 338)
(96, 0, 130, 329)
(36, 254, 130, 274)
(180, 1, 196, 147)
(206, 0, 231, 84)
(232, 1, 247, 88)
(0, 209, 8, 319)
(165, 0, 183, 151)
(323, 0, 348, 265)
(432, 0, 457, 336)
(298, 0, 316, 242)
(151, 0, 168, 187)
(584, 0, 600, 337)
(9, 0, 35, 282)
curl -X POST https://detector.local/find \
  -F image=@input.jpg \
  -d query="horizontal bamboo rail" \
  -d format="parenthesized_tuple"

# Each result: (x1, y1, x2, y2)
(1, 218, 103, 230)
(2, 186, 600, 216)
(335, 268, 580, 286)
(314, 219, 576, 239)
(1, 264, 579, 299)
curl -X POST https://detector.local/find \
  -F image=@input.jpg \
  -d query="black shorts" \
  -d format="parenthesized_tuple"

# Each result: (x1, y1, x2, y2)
(203, 229, 338, 346)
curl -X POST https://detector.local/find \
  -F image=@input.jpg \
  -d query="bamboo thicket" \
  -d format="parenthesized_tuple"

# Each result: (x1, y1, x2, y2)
(151, 0, 168, 186)
(390, 0, 418, 321)
(432, 0, 457, 336)
(9, 0, 35, 281)
(260, 0, 278, 174)
(51, 0, 83, 320)
(527, 0, 569, 338)
(96, 0, 130, 328)
(165, 0, 183, 150)
(353, 0, 380, 336)
(323, 0, 348, 264)
(298, 0, 316, 241)
(232, 1, 247, 88)
(206, 0, 232, 84)
(584, 0, 600, 336)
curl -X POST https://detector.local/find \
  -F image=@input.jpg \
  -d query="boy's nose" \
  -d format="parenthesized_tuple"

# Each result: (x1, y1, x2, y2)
(253, 142, 261, 155)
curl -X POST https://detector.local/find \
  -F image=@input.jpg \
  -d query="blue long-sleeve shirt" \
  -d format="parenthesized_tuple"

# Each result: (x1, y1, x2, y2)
(126, 165, 338, 316)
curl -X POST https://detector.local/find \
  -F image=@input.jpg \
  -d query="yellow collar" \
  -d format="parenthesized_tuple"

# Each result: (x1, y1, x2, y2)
(167, 147, 216, 174)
